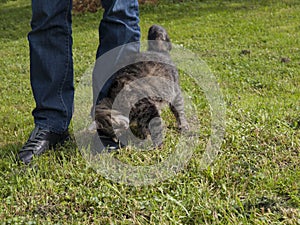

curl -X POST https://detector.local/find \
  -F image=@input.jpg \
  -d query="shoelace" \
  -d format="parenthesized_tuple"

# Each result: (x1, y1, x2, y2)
(19, 129, 50, 153)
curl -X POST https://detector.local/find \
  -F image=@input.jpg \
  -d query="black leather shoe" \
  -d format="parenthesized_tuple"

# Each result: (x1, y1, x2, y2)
(89, 130, 125, 154)
(18, 126, 70, 164)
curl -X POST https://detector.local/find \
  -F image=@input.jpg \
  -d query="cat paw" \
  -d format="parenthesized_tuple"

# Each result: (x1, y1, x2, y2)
(111, 113, 130, 136)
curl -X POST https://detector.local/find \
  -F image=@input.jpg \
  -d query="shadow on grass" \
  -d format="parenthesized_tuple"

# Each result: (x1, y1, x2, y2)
(0, 0, 271, 41)
(0, 4, 31, 41)
(140, 0, 268, 18)
(3, 0, 297, 41)
(0, 2, 101, 41)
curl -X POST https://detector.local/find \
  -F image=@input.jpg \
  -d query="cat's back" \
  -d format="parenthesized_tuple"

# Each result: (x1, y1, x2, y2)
(108, 51, 178, 98)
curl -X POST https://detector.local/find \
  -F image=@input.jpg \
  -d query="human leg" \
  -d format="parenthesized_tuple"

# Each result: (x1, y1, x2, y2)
(91, 0, 141, 150)
(19, 0, 73, 164)
(29, 0, 74, 133)
(96, 0, 140, 58)
(93, 0, 141, 105)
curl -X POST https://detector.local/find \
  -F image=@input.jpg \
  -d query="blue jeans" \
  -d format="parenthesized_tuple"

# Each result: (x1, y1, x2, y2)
(28, 0, 140, 133)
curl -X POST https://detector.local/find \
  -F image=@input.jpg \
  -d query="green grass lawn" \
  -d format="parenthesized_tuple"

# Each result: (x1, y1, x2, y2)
(0, 0, 299, 224)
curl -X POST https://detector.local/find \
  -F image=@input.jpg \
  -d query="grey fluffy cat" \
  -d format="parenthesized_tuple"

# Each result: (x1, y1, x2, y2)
(95, 25, 188, 147)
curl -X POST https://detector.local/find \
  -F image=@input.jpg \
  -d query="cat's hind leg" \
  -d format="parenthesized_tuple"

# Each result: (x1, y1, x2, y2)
(130, 99, 164, 147)
(169, 86, 189, 132)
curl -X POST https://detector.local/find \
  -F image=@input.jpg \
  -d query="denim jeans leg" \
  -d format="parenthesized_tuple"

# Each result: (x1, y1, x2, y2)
(92, 0, 141, 108)
(96, 0, 140, 58)
(28, 0, 74, 133)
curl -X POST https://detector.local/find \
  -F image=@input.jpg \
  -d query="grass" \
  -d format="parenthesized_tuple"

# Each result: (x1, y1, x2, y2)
(0, 0, 299, 224)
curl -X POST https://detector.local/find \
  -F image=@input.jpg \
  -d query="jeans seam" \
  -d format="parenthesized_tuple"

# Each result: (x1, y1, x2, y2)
(57, 0, 72, 132)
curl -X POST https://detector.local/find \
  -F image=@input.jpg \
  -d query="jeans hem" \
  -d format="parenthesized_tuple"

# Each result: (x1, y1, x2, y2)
(35, 122, 69, 134)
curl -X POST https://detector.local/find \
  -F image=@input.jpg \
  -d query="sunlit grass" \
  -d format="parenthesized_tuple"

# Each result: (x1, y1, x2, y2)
(0, 0, 299, 224)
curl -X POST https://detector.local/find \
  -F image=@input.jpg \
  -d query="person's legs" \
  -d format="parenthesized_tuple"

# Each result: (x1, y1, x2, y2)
(29, 0, 74, 133)
(93, 0, 140, 105)
(91, 0, 140, 150)
(19, 0, 140, 163)
(19, 0, 73, 164)
(97, 0, 140, 58)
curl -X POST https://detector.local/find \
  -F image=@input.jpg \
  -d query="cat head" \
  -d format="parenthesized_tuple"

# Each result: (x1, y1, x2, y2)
(147, 25, 172, 53)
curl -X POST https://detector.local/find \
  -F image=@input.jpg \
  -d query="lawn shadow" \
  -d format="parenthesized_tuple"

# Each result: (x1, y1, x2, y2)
(0, 0, 267, 41)
(141, 0, 258, 19)
(141, 0, 300, 25)
(0, 2, 101, 41)
(0, 3, 31, 41)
